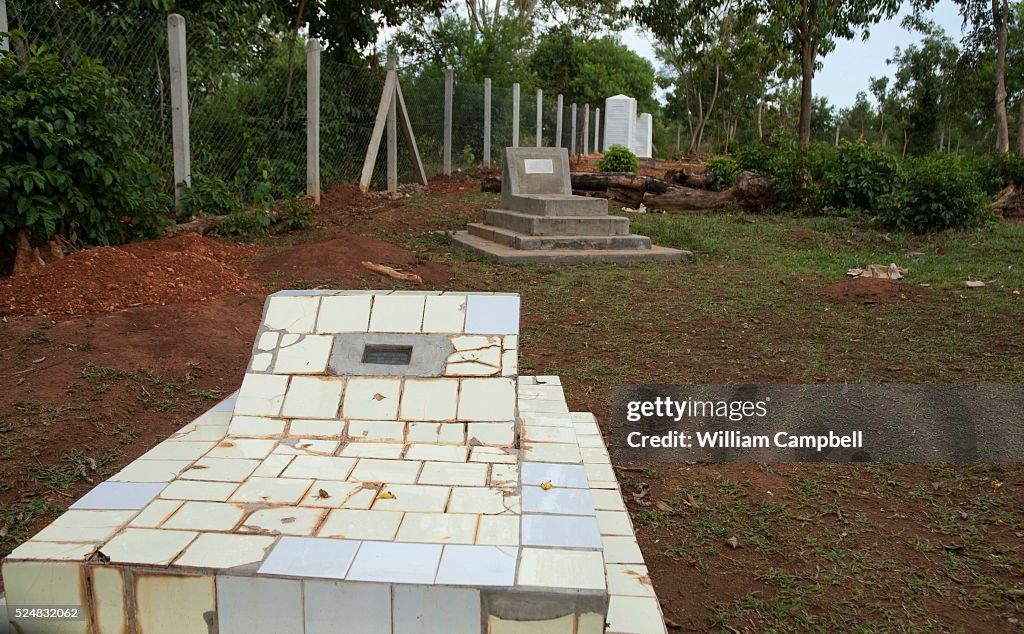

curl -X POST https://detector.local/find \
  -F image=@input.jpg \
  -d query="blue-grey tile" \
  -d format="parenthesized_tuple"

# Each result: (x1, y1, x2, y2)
(522, 514, 602, 548)
(522, 486, 595, 516)
(521, 462, 589, 489)
(393, 586, 480, 634)
(218, 576, 303, 634)
(464, 295, 520, 334)
(69, 482, 165, 510)
(346, 541, 442, 584)
(304, 580, 391, 634)
(435, 545, 517, 587)
(257, 536, 359, 580)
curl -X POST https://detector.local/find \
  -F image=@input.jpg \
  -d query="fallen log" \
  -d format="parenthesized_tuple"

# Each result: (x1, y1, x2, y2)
(570, 172, 671, 194)
(643, 188, 732, 213)
(992, 182, 1024, 218)
(664, 168, 714, 189)
(170, 215, 227, 236)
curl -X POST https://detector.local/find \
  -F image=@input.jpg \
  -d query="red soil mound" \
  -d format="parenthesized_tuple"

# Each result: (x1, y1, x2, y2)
(0, 234, 261, 317)
(823, 277, 916, 304)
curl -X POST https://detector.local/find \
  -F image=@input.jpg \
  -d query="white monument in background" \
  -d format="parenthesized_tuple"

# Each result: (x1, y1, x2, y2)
(602, 94, 652, 158)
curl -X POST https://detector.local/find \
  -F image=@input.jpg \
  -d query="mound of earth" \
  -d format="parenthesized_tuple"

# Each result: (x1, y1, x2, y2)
(251, 232, 448, 287)
(0, 233, 261, 317)
(823, 277, 916, 304)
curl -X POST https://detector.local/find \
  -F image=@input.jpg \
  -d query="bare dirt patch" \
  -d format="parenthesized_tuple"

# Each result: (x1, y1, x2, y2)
(823, 277, 918, 304)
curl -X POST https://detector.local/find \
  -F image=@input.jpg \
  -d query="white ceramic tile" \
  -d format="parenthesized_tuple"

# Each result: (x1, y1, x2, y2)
(175, 533, 275, 569)
(347, 541, 442, 584)
(448, 335, 501, 365)
(606, 563, 655, 597)
(418, 461, 488, 486)
(407, 422, 465, 444)
(218, 575, 303, 634)
(227, 415, 287, 437)
(517, 548, 605, 590)
(273, 438, 340, 455)
(475, 515, 519, 546)
(339, 442, 404, 459)
(251, 353, 272, 372)
(239, 505, 323, 536)
(522, 514, 602, 548)
(400, 378, 459, 420)
(489, 464, 518, 487)
(371, 484, 451, 513)
(422, 294, 467, 332)
(573, 421, 601, 436)
(102, 528, 197, 565)
(347, 419, 404, 441)
(342, 377, 401, 419)
(289, 419, 345, 437)
(469, 446, 517, 464)
(3, 561, 87, 630)
(349, 458, 421, 483)
(139, 440, 216, 461)
(301, 480, 380, 509)
(500, 349, 517, 376)
(230, 477, 313, 504)
(162, 501, 245, 531)
(523, 442, 582, 464)
(447, 487, 517, 515)
(252, 454, 294, 478)
(181, 457, 259, 482)
(89, 565, 125, 634)
(570, 411, 596, 422)
(576, 434, 606, 448)
(597, 510, 634, 536)
(467, 422, 515, 446)
(159, 480, 239, 502)
(5, 540, 95, 561)
(234, 373, 289, 416)
(281, 376, 344, 419)
(170, 422, 231, 442)
(464, 295, 520, 334)
(134, 572, 215, 634)
(534, 375, 561, 385)
(590, 489, 627, 511)
(521, 463, 589, 489)
(257, 331, 279, 350)
(368, 294, 426, 332)
(108, 460, 190, 483)
(263, 295, 320, 333)
(70, 482, 166, 509)
(274, 334, 333, 373)
(523, 425, 576, 443)
(207, 438, 276, 460)
(602, 535, 645, 564)
(518, 398, 570, 414)
(33, 510, 135, 542)
(318, 509, 403, 540)
(522, 486, 595, 516)
(405, 444, 468, 463)
(436, 544, 517, 586)
(606, 596, 667, 634)
(458, 378, 516, 421)
(520, 412, 574, 427)
(586, 463, 617, 482)
(281, 455, 356, 480)
(129, 499, 183, 528)
(317, 294, 372, 332)
(257, 536, 360, 579)
(396, 512, 478, 544)
(393, 586, 481, 633)
(305, 581, 392, 634)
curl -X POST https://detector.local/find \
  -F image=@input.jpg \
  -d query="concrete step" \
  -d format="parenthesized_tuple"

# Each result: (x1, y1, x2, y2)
(466, 223, 653, 251)
(504, 194, 609, 216)
(453, 231, 692, 264)
(483, 209, 630, 237)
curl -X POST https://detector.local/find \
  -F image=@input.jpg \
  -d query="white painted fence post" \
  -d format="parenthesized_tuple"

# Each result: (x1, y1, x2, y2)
(582, 104, 589, 155)
(536, 89, 543, 147)
(556, 94, 563, 148)
(512, 83, 520, 148)
(1, 0, 9, 52)
(306, 38, 321, 204)
(443, 67, 453, 175)
(386, 55, 398, 193)
(594, 108, 600, 153)
(483, 78, 491, 167)
(167, 14, 191, 202)
(570, 103, 577, 156)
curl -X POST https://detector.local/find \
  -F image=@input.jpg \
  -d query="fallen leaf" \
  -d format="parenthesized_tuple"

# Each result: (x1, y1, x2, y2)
(992, 480, 1004, 489)
(377, 491, 396, 500)
(280, 516, 296, 524)
(372, 393, 386, 401)
(315, 488, 331, 500)
(725, 536, 740, 549)
(655, 500, 675, 513)
(540, 480, 554, 490)
(964, 280, 986, 288)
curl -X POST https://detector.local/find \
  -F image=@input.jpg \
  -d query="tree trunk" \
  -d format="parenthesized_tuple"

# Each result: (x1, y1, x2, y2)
(798, 37, 815, 150)
(993, 0, 1010, 154)
(1017, 98, 1024, 155)
(281, 0, 308, 120)
(757, 96, 764, 139)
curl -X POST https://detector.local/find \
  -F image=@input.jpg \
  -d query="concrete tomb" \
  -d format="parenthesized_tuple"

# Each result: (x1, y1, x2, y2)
(454, 147, 689, 263)
(2, 291, 668, 633)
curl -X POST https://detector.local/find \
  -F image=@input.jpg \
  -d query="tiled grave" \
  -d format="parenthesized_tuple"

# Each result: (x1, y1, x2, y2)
(2, 291, 667, 634)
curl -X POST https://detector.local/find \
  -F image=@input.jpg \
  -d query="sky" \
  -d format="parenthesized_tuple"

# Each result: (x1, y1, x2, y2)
(619, 0, 966, 109)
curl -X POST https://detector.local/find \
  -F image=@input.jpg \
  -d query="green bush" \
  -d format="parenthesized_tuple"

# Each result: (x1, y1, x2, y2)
(703, 156, 740, 190)
(0, 48, 169, 252)
(817, 141, 902, 213)
(598, 145, 639, 173)
(734, 135, 811, 211)
(967, 153, 1024, 196)
(277, 197, 313, 230)
(881, 154, 989, 233)
(178, 174, 243, 219)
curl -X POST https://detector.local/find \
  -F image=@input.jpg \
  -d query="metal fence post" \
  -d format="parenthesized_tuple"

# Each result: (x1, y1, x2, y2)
(483, 78, 491, 167)
(512, 83, 520, 148)
(536, 89, 543, 147)
(594, 107, 600, 153)
(570, 103, 577, 156)
(306, 38, 321, 204)
(556, 94, 563, 148)
(167, 14, 191, 202)
(1, 0, 9, 52)
(582, 104, 589, 155)
(386, 55, 398, 193)
(443, 67, 453, 175)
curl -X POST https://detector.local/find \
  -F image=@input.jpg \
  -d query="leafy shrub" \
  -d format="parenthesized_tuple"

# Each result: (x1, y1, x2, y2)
(277, 197, 313, 230)
(216, 209, 272, 237)
(598, 145, 639, 173)
(734, 135, 810, 211)
(880, 154, 989, 233)
(0, 48, 168, 251)
(817, 141, 902, 213)
(703, 156, 740, 190)
(967, 153, 1024, 196)
(178, 174, 242, 219)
